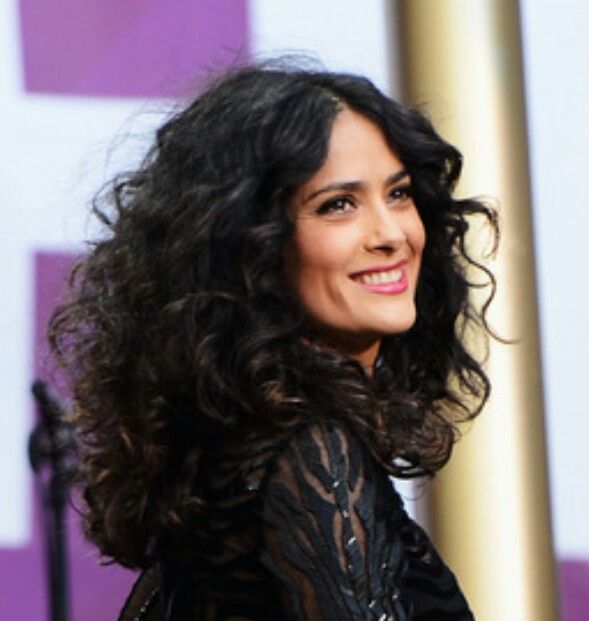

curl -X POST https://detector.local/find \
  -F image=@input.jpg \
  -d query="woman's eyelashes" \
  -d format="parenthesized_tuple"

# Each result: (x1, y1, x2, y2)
(314, 184, 413, 216)
(315, 195, 355, 215)
(388, 184, 413, 202)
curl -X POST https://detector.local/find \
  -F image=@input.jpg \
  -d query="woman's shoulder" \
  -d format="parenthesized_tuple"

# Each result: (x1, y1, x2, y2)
(258, 417, 393, 499)
(269, 419, 369, 467)
(232, 417, 380, 497)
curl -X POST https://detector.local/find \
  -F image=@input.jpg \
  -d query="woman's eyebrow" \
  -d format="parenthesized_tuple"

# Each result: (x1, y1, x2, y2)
(303, 169, 409, 203)
(386, 169, 409, 185)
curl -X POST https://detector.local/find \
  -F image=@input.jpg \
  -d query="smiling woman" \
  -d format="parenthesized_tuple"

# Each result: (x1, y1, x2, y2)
(49, 61, 498, 620)
(285, 108, 426, 368)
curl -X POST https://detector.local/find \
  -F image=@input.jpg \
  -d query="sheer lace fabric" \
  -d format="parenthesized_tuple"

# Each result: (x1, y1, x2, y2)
(161, 422, 474, 620)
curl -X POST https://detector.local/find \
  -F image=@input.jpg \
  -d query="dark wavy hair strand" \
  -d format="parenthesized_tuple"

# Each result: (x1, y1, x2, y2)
(49, 62, 498, 568)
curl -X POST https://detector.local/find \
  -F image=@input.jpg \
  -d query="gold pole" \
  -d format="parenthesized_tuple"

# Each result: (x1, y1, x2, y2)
(396, 1, 559, 619)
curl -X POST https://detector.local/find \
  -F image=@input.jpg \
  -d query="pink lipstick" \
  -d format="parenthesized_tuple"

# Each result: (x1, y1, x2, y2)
(350, 260, 409, 295)
(354, 270, 408, 294)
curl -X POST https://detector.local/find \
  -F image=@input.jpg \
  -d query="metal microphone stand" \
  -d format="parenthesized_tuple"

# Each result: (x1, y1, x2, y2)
(29, 380, 77, 621)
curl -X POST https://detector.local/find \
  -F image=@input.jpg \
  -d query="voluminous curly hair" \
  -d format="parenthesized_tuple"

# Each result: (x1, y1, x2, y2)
(49, 61, 497, 568)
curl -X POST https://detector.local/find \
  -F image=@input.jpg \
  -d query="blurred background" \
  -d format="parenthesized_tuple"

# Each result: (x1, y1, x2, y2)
(1, 0, 587, 619)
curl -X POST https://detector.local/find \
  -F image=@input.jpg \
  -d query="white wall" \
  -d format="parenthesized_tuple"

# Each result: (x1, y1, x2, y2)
(249, 0, 398, 94)
(520, 0, 589, 558)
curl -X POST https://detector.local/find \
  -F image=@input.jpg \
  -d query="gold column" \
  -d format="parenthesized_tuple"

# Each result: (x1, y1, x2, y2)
(396, 1, 559, 619)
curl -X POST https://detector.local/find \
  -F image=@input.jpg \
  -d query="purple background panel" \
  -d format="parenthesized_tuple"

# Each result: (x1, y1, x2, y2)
(560, 559, 589, 621)
(18, 0, 249, 97)
(0, 252, 135, 621)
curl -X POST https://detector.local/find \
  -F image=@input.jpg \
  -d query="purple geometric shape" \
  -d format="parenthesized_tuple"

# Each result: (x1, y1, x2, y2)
(0, 251, 135, 621)
(18, 0, 249, 97)
(560, 558, 589, 621)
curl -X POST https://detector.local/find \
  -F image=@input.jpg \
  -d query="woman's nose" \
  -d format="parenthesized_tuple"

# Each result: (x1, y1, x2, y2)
(364, 203, 406, 252)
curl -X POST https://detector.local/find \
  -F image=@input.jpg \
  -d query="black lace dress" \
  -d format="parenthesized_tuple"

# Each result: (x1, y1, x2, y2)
(160, 421, 474, 620)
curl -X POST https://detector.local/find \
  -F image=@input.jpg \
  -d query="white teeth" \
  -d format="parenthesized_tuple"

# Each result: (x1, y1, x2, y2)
(358, 268, 402, 285)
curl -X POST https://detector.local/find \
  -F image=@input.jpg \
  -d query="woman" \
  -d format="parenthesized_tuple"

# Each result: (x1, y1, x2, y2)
(49, 62, 497, 620)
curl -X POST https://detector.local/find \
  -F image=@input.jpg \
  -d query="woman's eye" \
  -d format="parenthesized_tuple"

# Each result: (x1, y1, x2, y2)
(389, 185, 413, 202)
(315, 196, 355, 215)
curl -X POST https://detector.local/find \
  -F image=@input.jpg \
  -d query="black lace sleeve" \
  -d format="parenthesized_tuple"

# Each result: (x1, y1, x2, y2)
(259, 422, 410, 621)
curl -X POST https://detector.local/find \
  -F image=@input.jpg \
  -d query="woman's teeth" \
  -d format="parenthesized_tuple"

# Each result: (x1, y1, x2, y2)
(357, 268, 402, 285)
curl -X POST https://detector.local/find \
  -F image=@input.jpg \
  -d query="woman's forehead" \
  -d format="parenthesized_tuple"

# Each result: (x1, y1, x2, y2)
(293, 109, 405, 200)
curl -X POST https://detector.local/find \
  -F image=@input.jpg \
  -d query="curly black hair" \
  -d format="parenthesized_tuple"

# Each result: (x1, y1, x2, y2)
(49, 61, 497, 568)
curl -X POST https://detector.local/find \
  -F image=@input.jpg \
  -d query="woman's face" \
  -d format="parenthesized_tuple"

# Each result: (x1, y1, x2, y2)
(285, 108, 426, 367)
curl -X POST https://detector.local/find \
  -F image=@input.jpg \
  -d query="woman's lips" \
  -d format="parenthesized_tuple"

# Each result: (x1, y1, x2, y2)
(349, 261, 409, 294)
